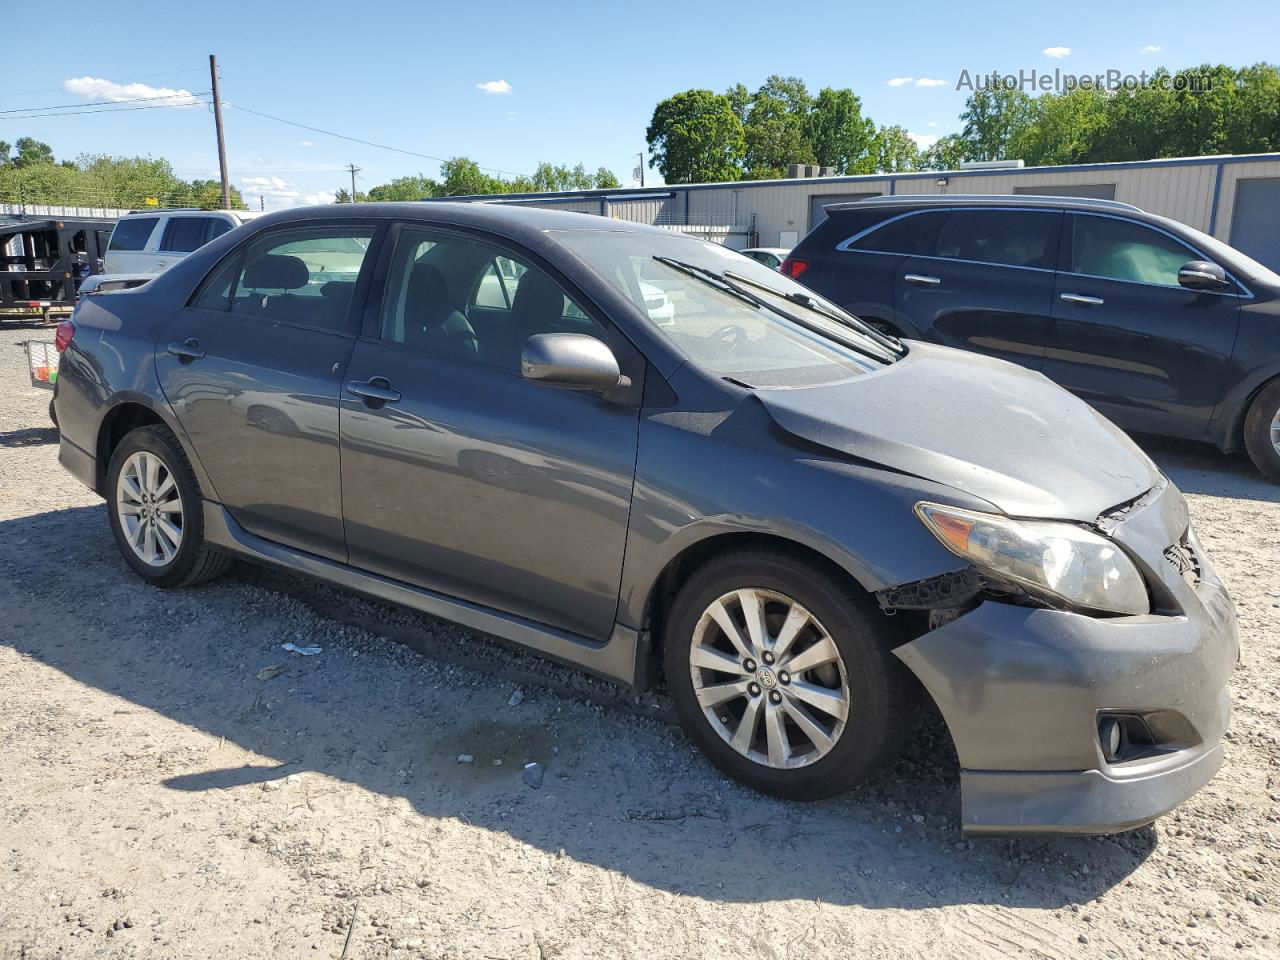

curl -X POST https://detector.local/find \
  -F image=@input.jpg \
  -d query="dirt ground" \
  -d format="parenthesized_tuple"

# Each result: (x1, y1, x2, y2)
(0, 320, 1277, 960)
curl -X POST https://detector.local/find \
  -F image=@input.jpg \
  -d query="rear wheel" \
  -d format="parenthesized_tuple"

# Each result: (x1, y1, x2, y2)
(664, 549, 912, 800)
(1243, 379, 1280, 484)
(106, 425, 230, 587)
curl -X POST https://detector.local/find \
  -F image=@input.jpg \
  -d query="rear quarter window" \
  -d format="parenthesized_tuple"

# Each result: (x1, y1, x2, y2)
(108, 217, 160, 251)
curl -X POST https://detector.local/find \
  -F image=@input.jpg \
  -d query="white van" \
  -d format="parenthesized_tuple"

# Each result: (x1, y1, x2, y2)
(104, 209, 264, 275)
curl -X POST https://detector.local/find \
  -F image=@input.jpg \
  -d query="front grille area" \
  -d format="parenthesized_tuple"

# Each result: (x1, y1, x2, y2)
(1164, 534, 1201, 588)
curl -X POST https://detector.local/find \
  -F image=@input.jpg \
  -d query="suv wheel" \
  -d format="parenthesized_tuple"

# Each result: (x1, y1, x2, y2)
(106, 425, 230, 587)
(1244, 379, 1280, 484)
(664, 549, 911, 800)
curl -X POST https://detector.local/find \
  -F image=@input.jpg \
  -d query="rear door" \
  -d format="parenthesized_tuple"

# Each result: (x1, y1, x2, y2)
(155, 221, 381, 560)
(338, 225, 642, 639)
(894, 207, 1062, 369)
(1043, 212, 1242, 438)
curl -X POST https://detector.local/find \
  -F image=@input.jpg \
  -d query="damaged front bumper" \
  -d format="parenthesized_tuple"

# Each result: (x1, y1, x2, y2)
(891, 480, 1238, 835)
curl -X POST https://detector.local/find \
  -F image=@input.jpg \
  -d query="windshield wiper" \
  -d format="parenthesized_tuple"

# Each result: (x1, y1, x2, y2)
(652, 255, 894, 366)
(722, 270, 905, 357)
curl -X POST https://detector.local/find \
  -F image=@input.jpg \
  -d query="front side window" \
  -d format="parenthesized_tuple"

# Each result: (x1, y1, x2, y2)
(225, 227, 374, 330)
(379, 229, 603, 374)
(934, 209, 1059, 269)
(108, 217, 159, 251)
(1068, 214, 1201, 287)
(555, 230, 898, 387)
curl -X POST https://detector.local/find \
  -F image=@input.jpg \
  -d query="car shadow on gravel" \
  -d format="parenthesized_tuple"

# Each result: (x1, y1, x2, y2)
(2, 504, 1157, 912)
(0, 425, 59, 448)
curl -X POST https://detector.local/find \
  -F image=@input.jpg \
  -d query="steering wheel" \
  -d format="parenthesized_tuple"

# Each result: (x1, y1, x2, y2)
(709, 324, 748, 351)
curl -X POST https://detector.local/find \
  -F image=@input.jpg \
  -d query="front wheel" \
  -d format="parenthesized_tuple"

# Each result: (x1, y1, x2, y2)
(663, 549, 912, 800)
(106, 424, 230, 587)
(1243, 379, 1280, 484)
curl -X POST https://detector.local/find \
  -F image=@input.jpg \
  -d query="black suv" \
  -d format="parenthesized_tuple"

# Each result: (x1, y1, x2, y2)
(783, 195, 1280, 481)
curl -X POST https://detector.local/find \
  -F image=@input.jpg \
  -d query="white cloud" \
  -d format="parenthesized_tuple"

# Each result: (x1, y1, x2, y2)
(887, 76, 914, 87)
(299, 140, 315, 147)
(928, 121, 938, 128)
(907, 132, 940, 150)
(1141, 44, 1163, 54)
(476, 80, 512, 95)
(915, 77, 946, 87)
(239, 175, 334, 210)
(63, 76, 201, 107)
(1043, 46, 1072, 59)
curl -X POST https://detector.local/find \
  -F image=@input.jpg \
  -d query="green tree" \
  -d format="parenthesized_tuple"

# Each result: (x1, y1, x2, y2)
(959, 88, 1036, 162)
(366, 174, 440, 201)
(439, 157, 504, 196)
(807, 87, 876, 173)
(870, 126, 921, 173)
(724, 83, 751, 123)
(919, 133, 970, 170)
(593, 167, 621, 189)
(646, 89, 746, 183)
(1009, 88, 1111, 166)
(0, 141, 11, 167)
(13, 137, 55, 168)
(742, 76, 816, 179)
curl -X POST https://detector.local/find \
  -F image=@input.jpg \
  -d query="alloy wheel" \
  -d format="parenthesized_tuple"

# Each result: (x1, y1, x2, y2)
(116, 450, 184, 567)
(688, 588, 850, 769)
(1271, 407, 1280, 456)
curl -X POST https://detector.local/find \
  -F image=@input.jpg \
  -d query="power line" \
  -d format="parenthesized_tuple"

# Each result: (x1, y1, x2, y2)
(0, 92, 211, 116)
(0, 68, 208, 102)
(0, 100, 211, 122)
(228, 102, 526, 178)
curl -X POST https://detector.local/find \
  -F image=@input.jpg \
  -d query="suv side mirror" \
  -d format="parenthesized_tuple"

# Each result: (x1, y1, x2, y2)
(521, 333, 627, 392)
(1178, 260, 1230, 291)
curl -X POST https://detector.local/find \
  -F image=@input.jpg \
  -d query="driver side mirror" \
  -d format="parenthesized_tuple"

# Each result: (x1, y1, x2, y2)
(1178, 260, 1230, 291)
(521, 333, 629, 392)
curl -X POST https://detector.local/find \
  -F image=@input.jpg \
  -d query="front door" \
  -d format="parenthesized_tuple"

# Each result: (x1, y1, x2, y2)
(1043, 212, 1242, 438)
(894, 207, 1062, 370)
(339, 226, 641, 640)
(156, 222, 379, 560)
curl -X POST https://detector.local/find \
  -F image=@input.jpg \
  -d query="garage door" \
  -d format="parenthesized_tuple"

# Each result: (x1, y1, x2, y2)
(1229, 177, 1280, 273)
(1012, 183, 1117, 200)
(809, 192, 881, 230)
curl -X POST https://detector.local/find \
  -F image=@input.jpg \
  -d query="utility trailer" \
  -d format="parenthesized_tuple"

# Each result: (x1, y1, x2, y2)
(0, 217, 115, 321)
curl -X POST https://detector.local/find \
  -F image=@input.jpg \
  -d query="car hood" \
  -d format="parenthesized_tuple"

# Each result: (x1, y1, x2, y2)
(756, 342, 1160, 522)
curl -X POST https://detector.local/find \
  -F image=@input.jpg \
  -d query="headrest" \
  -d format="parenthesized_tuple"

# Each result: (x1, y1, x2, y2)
(511, 269, 564, 322)
(243, 254, 309, 290)
(407, 261, 449, 306)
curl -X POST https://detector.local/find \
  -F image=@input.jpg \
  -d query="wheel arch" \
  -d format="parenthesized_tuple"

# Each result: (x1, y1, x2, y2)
(94, 396, 215, 500)
(1210, 365, 1280, 453)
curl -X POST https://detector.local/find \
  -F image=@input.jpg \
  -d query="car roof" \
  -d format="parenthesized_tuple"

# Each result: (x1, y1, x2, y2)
(741, 247, 790, 254)
(119, 209, 265, 220)
(823, 194, 1143, 214)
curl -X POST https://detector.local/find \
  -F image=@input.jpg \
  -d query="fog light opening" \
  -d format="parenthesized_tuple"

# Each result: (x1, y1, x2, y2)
(1100, 717, 1125, 762)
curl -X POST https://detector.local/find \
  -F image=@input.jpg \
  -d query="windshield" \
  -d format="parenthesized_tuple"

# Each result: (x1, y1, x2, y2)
(552, 230, 900, 387)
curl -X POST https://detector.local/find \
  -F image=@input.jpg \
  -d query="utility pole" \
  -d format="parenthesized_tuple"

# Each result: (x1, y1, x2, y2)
(346, 163, 361, 202)
(636, 152, 645, 188)
(209, 55, 231, 209)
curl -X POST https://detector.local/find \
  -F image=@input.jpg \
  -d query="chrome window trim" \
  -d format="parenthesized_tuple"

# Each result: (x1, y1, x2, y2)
(836, 205, 1063, 270)
(840, 248, 1057, 275)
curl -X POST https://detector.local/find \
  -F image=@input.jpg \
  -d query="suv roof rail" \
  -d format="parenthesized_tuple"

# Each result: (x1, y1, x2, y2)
(827, 194, 1143, 213)
(123, 207, 208, 215)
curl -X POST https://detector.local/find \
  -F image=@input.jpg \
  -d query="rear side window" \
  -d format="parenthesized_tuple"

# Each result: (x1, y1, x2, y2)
(934, 209, 1059, 269)
(223, 228, 375, 331)
(108, 217, 159, 251)
(161, 217, 216, 254)
(1068, 214, 1195, 287)
(207, 218, 232, 241)
(848, 211, 948, 256)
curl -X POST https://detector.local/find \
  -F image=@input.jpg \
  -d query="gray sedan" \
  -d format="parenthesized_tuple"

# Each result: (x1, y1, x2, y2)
(52, 202, 1237, 834)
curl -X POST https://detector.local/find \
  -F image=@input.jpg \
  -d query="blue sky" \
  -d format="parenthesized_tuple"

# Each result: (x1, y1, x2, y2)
(3, 0, 1278, 208)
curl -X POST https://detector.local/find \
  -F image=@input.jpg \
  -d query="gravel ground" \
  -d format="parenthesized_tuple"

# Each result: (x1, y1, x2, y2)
(0, 320, 1277, 960)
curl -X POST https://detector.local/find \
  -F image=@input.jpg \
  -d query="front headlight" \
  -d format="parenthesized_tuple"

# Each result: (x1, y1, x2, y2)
(915, 502, 1150, 616)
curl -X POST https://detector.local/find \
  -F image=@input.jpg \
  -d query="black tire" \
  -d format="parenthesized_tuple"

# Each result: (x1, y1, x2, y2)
(663, 548, 912, 800)
(105, 424, 230, 588)
(1243, 379, 1280, 484)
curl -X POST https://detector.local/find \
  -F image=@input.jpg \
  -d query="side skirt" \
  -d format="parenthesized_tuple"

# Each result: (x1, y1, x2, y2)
(202, 501, 641, 686)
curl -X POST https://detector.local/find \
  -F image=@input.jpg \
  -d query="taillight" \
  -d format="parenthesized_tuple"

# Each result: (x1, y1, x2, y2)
(55, 320, 75, 353)
(780, 257, 810, 280)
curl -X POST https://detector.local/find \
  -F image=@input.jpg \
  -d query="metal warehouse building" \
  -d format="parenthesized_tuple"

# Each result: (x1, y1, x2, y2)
(444, 152, 1280, 271)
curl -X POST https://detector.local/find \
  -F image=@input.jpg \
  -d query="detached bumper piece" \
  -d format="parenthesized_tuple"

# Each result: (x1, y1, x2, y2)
(893, 481, 1237, 835)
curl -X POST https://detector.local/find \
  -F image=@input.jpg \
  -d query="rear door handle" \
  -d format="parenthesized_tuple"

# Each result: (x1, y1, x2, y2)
(346, 377, 401, 405)
(904, 273, 941, 286)
(1060, 292, 1105, 306)
(166, 338, 205, 362)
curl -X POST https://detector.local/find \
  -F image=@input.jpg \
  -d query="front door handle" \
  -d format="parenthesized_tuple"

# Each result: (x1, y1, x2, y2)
(904, 273, 941, 286)
(1060, 292, 1105, 306)
(346, 377, 401, 405)
(166, 338, 205, 362)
